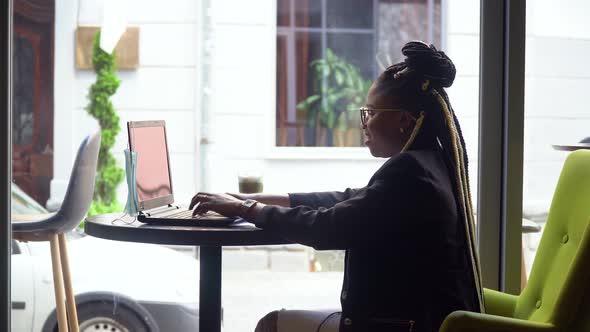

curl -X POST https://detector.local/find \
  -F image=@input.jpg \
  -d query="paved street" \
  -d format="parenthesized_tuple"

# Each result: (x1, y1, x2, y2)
(173, 245, 344, 331)
(222, 271, 343, 332)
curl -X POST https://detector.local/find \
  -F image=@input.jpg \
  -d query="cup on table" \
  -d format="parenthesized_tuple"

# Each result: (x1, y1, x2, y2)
(238, 171, 263, 194)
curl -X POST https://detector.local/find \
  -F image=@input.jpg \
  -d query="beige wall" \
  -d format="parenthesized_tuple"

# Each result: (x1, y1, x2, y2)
(51, 0, 199, 207)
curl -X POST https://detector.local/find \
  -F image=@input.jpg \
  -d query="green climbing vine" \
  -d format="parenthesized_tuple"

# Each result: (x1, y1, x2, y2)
(86, 32, 124, 215)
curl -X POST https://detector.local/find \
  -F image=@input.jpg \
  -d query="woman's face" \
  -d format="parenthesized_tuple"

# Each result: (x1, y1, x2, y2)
(363, 81, 414, 158)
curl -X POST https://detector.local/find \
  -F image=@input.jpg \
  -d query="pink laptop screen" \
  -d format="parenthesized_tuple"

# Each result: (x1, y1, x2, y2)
(130, 125, 172, 202)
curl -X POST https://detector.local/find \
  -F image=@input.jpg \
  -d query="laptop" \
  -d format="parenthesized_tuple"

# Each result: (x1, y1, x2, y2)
(127, 120, 237, 226)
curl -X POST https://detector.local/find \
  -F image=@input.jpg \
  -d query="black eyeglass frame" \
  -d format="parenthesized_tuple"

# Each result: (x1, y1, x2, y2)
(359, 106, 412, 127)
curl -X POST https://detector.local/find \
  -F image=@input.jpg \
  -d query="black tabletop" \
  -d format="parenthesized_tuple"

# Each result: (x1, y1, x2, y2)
(552, 143, 590, 151)
(85, 213, 292, 247)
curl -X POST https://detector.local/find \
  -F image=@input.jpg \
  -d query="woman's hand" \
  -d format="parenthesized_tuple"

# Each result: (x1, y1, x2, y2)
(189, 192, 243, 217)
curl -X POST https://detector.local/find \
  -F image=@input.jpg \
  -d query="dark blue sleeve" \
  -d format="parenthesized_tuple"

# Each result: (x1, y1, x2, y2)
(288, 188, 361, 209)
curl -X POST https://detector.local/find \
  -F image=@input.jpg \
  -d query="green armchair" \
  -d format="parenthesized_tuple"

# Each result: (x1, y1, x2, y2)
(440, 150, 590, 332)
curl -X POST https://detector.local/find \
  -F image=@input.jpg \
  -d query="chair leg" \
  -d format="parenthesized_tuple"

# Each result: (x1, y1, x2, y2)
(58, 233, 79, 332)
(50, 234, 69, 332)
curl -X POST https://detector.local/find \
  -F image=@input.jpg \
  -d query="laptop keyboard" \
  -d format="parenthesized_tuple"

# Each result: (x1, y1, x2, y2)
(166, 210, 195, 219)
(165, 209, 223, 220)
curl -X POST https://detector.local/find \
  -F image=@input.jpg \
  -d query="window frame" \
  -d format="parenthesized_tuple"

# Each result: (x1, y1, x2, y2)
(1, 0, 12, 329)
(477, 0, 525, 293)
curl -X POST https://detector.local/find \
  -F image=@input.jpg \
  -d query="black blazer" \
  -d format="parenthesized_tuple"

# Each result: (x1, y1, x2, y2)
(254, 147, 481, 332)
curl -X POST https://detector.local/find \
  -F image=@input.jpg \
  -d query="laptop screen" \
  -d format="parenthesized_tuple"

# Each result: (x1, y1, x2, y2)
(128, 121, 174, 210)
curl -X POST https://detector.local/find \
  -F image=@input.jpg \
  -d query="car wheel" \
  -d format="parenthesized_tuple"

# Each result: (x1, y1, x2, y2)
(75, 301, 150, 332)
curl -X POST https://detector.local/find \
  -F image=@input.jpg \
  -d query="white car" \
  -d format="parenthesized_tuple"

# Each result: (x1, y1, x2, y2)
(11, 185, 202, 332)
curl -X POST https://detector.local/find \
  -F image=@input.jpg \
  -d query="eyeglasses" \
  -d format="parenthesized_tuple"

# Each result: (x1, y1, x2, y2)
(359, 106, 409, 127)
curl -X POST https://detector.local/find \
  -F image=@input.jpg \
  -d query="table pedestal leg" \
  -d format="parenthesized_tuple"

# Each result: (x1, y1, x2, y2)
(199, 246, 222, 332)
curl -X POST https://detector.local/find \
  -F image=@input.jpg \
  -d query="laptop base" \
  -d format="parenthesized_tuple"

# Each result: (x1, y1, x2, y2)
(137, 205, 238, 227)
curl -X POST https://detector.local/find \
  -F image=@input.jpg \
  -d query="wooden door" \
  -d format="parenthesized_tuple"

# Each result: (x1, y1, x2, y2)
(12, 0, 54, 206)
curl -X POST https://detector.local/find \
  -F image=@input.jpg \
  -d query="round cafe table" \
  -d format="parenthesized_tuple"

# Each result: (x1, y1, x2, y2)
(552, 143, 590, 151)
(85, 213, 292, 332)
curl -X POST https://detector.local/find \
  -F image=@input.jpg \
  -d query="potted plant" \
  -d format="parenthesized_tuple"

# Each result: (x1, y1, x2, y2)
(85, 32, 124, 216)
(296, 48, 372, 146)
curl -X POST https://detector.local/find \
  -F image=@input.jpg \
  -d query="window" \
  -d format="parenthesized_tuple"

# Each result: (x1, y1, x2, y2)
(276, 0, 442, 147)
(11, 1, 205, 331)
(521, 1, 590, 286)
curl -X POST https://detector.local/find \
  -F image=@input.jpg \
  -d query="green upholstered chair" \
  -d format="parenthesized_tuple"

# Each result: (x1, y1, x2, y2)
(440, 150, 590, 332)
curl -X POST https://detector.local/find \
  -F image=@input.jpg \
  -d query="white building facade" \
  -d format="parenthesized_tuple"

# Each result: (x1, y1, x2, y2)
(49, 0, 590, 221)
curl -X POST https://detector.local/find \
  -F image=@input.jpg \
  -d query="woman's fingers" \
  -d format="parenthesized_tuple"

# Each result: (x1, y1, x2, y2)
(189, 192, 211, 209)
(189, 192, 242, 217)
(192, 202, 210, 216)
(189, 194, 201, 209)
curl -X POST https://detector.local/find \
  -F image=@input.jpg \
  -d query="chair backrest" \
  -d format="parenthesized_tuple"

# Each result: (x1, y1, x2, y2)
(514, 150, 590, 327)
(53, 131, 101, 233)
(12, 131, 101, 235)
(557, 219, 590, 330)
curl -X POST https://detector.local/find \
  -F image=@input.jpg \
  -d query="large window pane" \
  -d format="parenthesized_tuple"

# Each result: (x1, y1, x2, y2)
(327, 0, 374, 29)
(276, 35, 289, 145)
(325, 33, 374, 147)
(295, 0, 322, 28)
(521, 0, 590, 287)
(295, 32, 323, 146)
(9, 0, 482, 331)
(277, 0, 291, 26)
(327, 33, 374, 78)
(12, 0, 202, 331)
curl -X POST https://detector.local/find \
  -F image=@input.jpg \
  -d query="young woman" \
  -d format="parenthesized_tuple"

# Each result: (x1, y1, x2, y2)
(189, 41, 484, 332)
